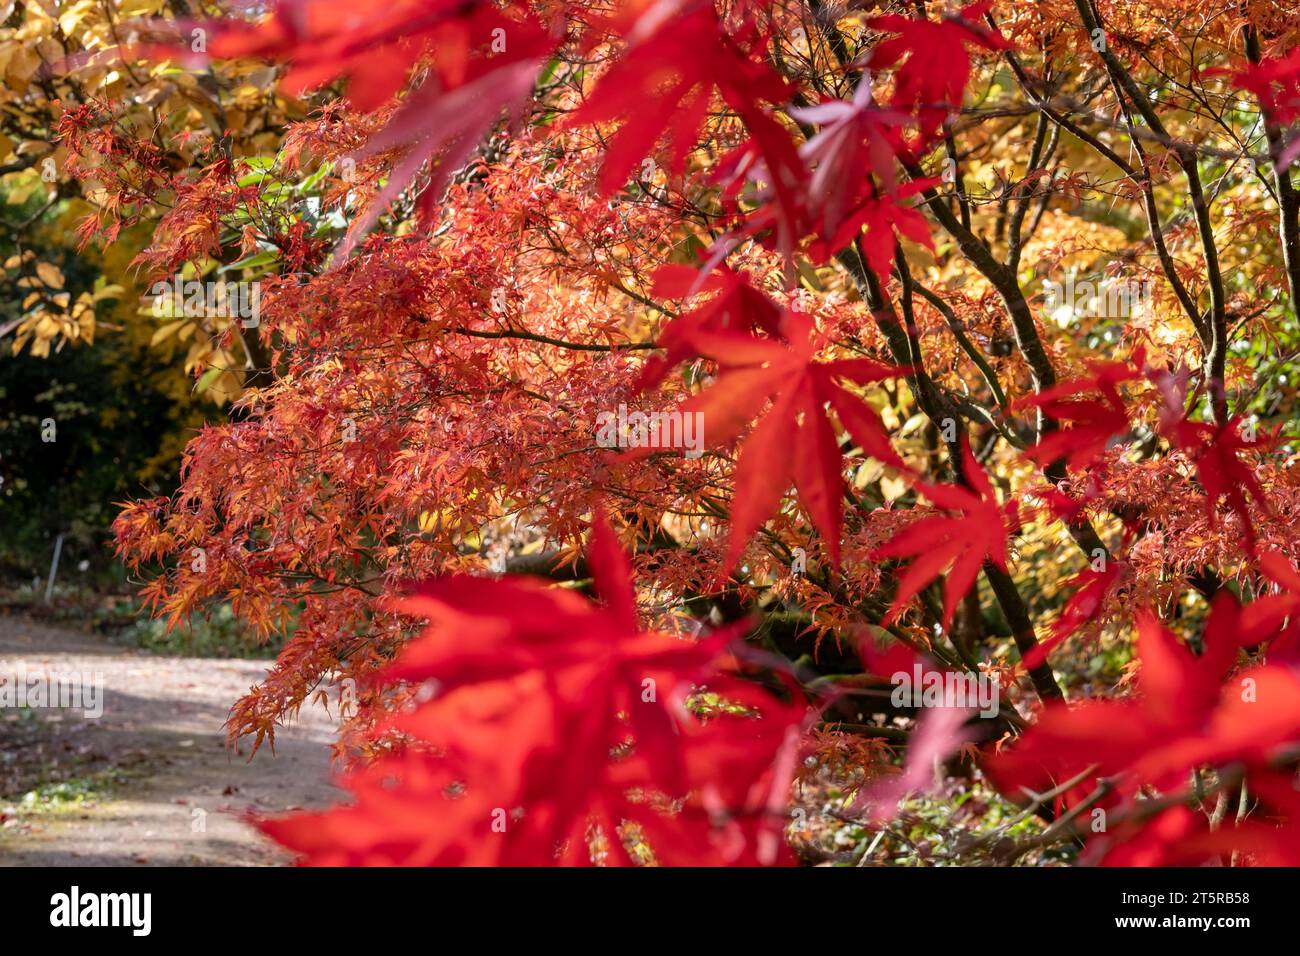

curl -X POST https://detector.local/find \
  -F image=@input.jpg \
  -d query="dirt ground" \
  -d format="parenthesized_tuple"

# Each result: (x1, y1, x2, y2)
(0, 615, 342, 866)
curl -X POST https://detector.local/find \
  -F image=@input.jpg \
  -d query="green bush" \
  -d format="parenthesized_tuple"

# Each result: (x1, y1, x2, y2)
(114, 602, 283, 659)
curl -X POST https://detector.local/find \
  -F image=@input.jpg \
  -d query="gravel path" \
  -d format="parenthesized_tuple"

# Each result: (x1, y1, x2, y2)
(0, 615, 341, 866)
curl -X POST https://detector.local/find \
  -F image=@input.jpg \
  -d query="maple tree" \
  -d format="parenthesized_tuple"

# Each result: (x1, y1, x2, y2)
(64, 0, 1300, 866)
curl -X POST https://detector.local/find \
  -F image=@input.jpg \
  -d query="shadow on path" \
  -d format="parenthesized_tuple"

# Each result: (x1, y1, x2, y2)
(0, 615, 342, 866)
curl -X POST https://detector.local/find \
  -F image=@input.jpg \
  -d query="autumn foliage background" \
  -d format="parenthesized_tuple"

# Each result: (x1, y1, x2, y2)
(5, 0, 1300, 865)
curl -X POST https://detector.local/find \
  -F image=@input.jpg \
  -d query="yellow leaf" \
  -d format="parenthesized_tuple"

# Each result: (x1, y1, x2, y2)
(34, 312, 60, 339)
(120, 0, 167, 16)
(880, 474, 909, 503)
(15, 139, 51, 157)
(150, 320, 186, 346)
(6, 179, 37, 205)
(35, 261, 64, 288)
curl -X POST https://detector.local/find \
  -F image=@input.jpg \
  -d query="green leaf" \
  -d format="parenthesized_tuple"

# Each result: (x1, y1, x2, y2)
(195, 366, 222, 393)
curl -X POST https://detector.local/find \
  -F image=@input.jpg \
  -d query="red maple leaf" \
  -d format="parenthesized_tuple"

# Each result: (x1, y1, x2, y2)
(193, 0, 556, 256)
(572, 6, 793, 195)
(204, 0, 516, 109)
(641, 311, 909, 575)
(259, 511, 806, 865)
(1087, 804, 1209, 867)
(1015, 354, 1141, 473)
(856, 631, 922, 679)
(708, 100, 815, 266)
(989, 594, 1300, 805)
(1091, 772, 1300, 867)
(787, 74, 910, 242)
(873, 439, 1016, 630)
(1020, 560, 1124, 671)
(808, 180, 937, 275)
(725, 87, 933, 271)
(1083, 779, 1300, 866)
(1021, 472, 1106, 527)
(1232, 50, 1300, 167)
(636, 678, 815, 866)
(635, 263, 784, 391)
(1165, 416, 1276, 555)
(1233, 49, 1300, 124)
(865, 1, 1011, 139)
(1240, 551, 1300, 655)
